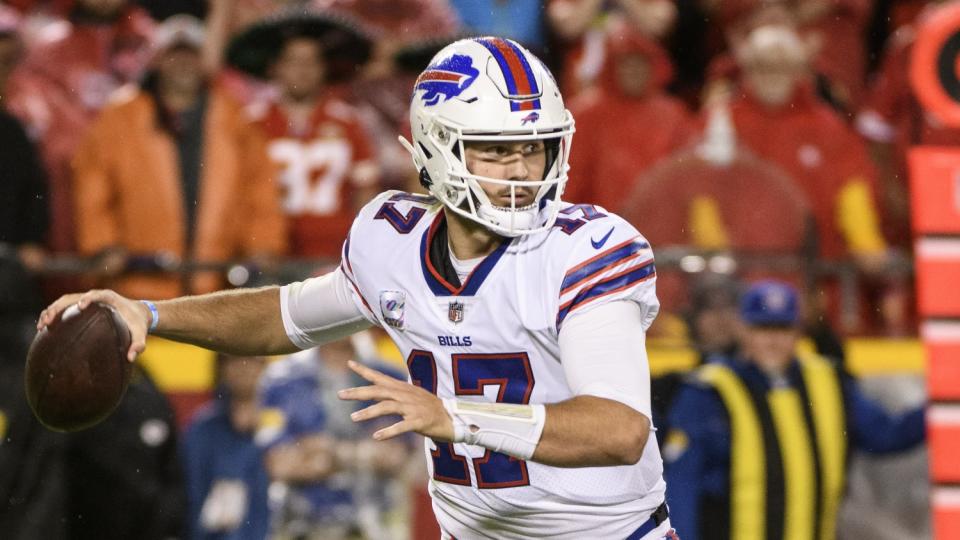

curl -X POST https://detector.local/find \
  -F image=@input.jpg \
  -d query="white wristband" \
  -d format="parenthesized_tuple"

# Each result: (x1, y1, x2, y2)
(442, 399, 546, 461)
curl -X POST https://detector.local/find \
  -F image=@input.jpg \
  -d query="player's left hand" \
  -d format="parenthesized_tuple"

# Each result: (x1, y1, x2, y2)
(339, 360, 455, 442)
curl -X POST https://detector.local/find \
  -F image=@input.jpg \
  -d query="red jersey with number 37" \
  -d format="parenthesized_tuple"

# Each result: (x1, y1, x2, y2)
(254, 96, 379, 258)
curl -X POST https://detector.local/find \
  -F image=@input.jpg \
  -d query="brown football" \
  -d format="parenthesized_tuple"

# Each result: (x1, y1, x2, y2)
(25, 302, 133, 432)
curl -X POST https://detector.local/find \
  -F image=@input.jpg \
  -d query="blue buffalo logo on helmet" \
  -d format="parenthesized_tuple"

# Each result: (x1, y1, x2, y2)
(414, 54, 480, 106)
(521, 111, 540, 125)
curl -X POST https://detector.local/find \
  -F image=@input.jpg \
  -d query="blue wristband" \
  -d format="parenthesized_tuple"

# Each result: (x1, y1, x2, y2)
(140, 300, 159, 332)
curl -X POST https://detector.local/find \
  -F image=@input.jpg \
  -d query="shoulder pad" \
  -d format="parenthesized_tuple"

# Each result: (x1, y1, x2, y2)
(554, 205, 657, 329)
(355, 190, 440, 222)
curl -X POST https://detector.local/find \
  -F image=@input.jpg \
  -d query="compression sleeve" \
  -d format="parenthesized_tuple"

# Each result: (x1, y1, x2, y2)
(558, 300, 653, 419)
(279, 269, 374, 350)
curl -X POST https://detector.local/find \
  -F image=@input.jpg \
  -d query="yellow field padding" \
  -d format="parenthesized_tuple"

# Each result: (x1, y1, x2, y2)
(141, 336, 926, 393)
(646, 337, 925, 377)
(844, 338, 925, 377)
(139, 337, 216, 393)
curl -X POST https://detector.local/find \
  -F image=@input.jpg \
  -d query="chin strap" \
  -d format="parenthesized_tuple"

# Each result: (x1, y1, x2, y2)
(476, 203, 539, 237)
(442, 399, 547, 460)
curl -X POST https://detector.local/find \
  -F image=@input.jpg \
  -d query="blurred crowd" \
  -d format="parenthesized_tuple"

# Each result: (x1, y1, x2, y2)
(0, 0, 952, 335)
(0, 0, 946, 539)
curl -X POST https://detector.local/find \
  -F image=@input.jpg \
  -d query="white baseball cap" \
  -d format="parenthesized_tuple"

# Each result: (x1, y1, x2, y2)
(153, 14, 205, 53)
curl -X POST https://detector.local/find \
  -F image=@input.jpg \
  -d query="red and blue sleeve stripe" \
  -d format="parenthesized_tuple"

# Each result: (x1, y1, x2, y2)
(560, 238, 650, 294)
(474, 37, 541, 112)
(557, 237, 655, 328)
(556, 260, 656, 328)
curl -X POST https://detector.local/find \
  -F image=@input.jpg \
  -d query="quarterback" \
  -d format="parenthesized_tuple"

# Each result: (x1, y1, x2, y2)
(39, 37, 674, 539)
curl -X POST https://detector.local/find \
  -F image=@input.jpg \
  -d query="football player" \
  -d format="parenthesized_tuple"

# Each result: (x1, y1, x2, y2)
(39, 37, 675, 539)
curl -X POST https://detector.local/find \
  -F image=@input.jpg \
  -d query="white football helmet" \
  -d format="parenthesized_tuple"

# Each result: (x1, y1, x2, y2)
(400, 37, 575, 237)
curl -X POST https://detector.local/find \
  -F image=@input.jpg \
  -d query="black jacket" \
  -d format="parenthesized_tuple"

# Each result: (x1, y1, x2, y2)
(0, 314, 68, 540)
(65, 366, 187, 540)
(0, 109, 48, 247)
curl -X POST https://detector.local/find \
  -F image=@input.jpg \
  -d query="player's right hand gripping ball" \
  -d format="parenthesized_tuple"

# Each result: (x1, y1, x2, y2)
(25, 302, 133, 432)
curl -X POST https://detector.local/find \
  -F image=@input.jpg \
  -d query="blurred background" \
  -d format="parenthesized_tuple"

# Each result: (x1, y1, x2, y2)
(0, 0, 957, 539)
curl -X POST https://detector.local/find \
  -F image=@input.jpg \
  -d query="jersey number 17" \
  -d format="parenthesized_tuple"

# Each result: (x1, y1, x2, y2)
(407, 350, 534, 489)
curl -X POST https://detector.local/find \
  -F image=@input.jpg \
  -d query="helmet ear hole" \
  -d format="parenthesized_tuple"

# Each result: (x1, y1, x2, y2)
(419, 167, 433, 189)
(543, 138, 561, 180)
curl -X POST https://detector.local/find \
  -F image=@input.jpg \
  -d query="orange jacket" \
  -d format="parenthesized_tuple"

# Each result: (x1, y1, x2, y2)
(6, 9, 155, 253)
(72, 85, 286, 299)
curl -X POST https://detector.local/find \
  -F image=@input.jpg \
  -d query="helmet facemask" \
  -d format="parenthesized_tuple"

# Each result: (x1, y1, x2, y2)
(402, 113, 574, 238)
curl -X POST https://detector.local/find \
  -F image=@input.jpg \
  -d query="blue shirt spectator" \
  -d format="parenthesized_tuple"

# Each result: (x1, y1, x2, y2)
(664, 281, 925, 540)
(665, 354, 925, 540)
(183, 356, 270, 540)
(447, 0, 546, 50)
(256, 342, 411, 538)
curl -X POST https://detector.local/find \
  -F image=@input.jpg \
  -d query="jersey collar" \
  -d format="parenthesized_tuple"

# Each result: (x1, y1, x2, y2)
(420, 212, 511, 296)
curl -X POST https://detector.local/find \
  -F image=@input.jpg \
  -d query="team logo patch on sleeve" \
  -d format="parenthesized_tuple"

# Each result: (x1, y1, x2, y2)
(380, 290, 407, 329)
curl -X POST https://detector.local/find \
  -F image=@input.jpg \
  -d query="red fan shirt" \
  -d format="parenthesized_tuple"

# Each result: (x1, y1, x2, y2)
(254, 95, 379, 259)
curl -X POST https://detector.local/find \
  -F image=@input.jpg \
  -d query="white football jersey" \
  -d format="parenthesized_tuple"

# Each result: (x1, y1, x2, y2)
(337, 191, 665, 538)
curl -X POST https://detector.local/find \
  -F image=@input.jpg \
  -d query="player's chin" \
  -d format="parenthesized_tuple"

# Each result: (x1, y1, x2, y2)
(493, 203, 537, 212)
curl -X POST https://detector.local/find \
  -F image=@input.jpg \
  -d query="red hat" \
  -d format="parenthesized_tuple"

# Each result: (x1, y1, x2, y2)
(605, 27, 674, 89)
